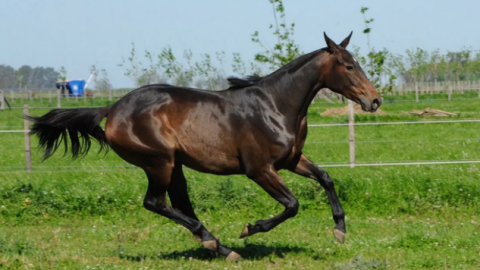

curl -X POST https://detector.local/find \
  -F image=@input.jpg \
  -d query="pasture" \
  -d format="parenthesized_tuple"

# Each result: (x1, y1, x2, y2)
(1, 95, 480, 269)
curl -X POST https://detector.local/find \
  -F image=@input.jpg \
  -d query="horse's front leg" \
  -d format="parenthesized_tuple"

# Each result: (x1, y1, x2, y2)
(288, 153, 346, 243)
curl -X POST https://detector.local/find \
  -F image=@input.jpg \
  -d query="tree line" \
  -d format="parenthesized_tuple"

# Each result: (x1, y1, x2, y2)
(0, 65, 58, 90)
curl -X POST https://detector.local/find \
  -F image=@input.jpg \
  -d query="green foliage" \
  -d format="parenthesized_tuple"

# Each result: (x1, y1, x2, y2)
(218, 178, 237, 205)
(118, 43, 230, 89)
(359, 7, 397, 94)
(57, 66, 67, 82)
(333, 255, 386, 270)
(0, 237, 35, 256)
(251, 0, 302, 71)
(90, 65, 111, 91)
(391, 47, 480, 84)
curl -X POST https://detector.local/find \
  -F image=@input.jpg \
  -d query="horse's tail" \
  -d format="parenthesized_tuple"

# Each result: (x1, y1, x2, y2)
(3, 97, 12, 109)
(24, 107, 110, 160)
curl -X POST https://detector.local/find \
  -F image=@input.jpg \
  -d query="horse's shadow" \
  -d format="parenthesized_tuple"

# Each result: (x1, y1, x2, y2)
(118, 243, 313, 261)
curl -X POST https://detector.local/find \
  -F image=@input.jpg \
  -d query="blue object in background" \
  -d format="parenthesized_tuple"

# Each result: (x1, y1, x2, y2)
(67, 80, 86, 97)
(56, 80, 86, 97)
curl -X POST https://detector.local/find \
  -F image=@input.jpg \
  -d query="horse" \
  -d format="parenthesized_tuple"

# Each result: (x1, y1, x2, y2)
(26, 32, 381, 261)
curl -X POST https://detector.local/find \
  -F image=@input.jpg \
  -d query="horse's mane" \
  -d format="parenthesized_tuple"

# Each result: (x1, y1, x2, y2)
(227, 74, 263, 90)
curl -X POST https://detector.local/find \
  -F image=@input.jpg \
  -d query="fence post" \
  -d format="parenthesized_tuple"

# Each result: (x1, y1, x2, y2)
(57, 89, 61, 108)
(24, 104, 32, 172)
(0, 90, 4, 111)
(448, 86, 452, 101)
(415, 82, 419, 103)
(108, 88, 112, 102)
(348, 100, 355, 168)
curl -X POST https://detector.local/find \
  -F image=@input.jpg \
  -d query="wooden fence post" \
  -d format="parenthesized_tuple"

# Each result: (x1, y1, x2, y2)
(0, 90, 4, 111)
(24, 104, 32, 172)
(348, 100, 355, 168)
(448, 86, 452, 101)
(10, 90, 14, 103)
(415, 82, 419, 102)
(57, 89, 61, 108)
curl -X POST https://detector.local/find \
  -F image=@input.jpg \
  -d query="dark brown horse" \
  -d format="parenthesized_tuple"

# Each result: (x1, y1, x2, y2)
(26, 32, 381, 261)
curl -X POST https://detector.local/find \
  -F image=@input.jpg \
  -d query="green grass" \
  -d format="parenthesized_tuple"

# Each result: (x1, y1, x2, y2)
(1, 96, 480, 269)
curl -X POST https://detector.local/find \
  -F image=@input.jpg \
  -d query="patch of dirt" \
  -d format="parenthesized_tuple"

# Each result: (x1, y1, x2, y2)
(410, 108, 457, 117)
(320, 103, 386, 116)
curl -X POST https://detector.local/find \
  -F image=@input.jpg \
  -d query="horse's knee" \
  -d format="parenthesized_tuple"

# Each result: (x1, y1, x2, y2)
(285, 198, 299, 218)
(316, 170, 335, 189)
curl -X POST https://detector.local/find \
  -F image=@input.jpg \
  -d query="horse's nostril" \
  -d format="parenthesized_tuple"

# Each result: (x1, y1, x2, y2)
(371, 98, 380, 111)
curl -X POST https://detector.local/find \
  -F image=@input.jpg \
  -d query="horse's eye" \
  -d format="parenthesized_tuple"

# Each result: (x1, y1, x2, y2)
(346, 66, 354, 71)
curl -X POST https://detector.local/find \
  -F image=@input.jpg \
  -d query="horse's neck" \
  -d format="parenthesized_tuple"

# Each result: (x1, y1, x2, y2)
(265, 59, 324, 126)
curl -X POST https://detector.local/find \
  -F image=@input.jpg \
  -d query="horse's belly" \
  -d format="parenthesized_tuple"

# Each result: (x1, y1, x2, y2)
(179, 148, 242, 175)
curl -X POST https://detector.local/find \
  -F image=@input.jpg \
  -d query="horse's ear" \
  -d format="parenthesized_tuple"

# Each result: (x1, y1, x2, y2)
(324, 32, 339, 53)
(340, 31, 353, 48)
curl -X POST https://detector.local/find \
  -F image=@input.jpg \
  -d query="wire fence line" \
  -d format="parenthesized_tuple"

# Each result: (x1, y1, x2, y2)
(2, 115, 480, 172)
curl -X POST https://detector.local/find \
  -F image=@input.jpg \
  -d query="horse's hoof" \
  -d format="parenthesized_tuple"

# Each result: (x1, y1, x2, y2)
(333, 229, 346, 243)
(225, 251, 242, 261)
(239, 224, 250, 239)
(202, 239, 217, 251)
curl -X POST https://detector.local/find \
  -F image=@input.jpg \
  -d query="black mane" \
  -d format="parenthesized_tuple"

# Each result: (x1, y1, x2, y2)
(227, 74, 263, 90)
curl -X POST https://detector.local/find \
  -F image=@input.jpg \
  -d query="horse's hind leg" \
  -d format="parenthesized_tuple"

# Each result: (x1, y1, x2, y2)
(143, 162, 241, 261)
(240, 165, 299, 238)
(167, 164, 200, 236)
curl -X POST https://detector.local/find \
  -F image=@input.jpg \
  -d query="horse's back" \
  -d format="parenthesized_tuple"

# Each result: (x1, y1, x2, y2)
(104, 85, 244, 172)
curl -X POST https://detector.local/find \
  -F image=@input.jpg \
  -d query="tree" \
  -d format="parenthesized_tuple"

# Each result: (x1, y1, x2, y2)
(91, 65, 112, 91)
(57, 66, 67, 81)
(358, 7, 396, 94)
(0, 65, 16, 89)
(119, 43, 230, 89)
(251, 0, 302, 71)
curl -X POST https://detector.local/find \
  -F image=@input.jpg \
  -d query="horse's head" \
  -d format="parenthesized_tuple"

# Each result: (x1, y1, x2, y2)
(321, 32, 381, 112)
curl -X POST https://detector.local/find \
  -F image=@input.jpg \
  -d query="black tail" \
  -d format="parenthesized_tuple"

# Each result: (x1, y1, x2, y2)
(24, 107, 110, 160)
(3, 97, 12, 110)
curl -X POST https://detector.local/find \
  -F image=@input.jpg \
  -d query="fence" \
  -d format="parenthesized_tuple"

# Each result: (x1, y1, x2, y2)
(2, 81, 480, 110)
(2, 104, 480, 173)
(0, 88, 132, 109)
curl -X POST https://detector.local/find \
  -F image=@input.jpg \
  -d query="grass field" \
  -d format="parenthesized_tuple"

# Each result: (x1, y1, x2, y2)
(1, 94, 480, 269)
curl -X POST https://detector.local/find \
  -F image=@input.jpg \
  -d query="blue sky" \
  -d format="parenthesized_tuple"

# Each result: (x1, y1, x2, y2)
(1, 0, 479, 88)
